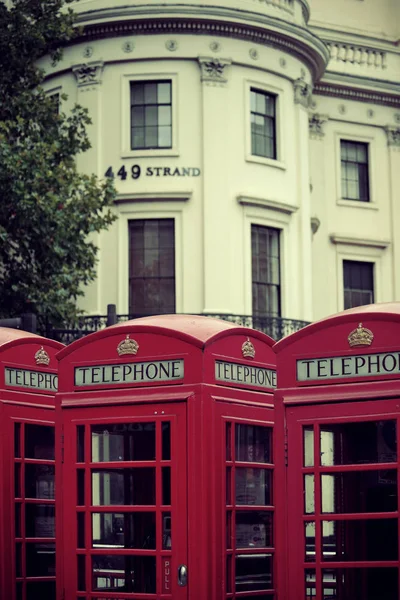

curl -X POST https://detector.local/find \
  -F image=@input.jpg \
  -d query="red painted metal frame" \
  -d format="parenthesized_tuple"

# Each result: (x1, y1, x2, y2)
(56, 315, 277, 600)
(0, 329, 63, 600)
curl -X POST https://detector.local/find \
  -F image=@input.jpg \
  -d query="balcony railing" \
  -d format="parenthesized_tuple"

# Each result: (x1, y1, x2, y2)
(38, 310, 310, 345)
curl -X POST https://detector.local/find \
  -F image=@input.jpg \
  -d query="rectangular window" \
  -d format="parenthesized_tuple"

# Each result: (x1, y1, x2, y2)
(343, 260, 374, 309)
(251, 225, 281, 317)
(129, 219, 175, 317)
(341, 140, 369, 202)
(250, 89, 276, 160)
(130, 81, 172, 150)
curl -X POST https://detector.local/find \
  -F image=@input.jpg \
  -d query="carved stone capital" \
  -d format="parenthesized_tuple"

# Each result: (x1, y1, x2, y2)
(198, 56, 231, 85)
(293, 77, 312, 108)
(72, 61, 104, 87)
(309, 113, 329, 140)
(311, 216, 321, 235)
(385, 126, 400, 149)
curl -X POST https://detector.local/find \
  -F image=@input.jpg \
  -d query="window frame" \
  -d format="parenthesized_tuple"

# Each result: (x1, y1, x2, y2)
(342, 259, 375, 310)
(250, 88, 277, 161)
(335, 132, 377, 209)
(340, 140, 370, 203)
(128, 218, 176, 317)
(130, 80, 173, 152)
(244, 79, 285, 170)
(115, 203, 184, 314)
(251, 224, 282, 318)
(121, 73, 179, 158)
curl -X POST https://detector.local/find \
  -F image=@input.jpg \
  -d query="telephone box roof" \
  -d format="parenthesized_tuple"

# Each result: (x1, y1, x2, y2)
(57, 314, 275, 359)
(0, 327, 63, 351)
(274, 302, 400, 352)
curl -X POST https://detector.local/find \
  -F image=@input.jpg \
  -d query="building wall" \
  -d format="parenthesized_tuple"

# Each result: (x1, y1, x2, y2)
(39, 0, 400, 325)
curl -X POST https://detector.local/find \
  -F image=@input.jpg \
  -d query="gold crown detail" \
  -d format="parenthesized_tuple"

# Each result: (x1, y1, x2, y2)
(242, 338, 255, 359)
(117, 335, 139, 356)
(34, 346, 50, 366)
(348, 323, 374, 348)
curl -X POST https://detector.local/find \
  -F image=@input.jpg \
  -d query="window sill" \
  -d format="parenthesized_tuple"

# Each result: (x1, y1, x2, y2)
(245, 154, 286, 170)
(337, 199, 378, 210)
(121, 148, 180, 159)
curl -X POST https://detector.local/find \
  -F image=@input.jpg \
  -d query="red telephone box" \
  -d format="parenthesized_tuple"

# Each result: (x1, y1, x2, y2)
(274, 303, 400, 600)
(0, 328, 63, 600)
(56, 315, 277, 600)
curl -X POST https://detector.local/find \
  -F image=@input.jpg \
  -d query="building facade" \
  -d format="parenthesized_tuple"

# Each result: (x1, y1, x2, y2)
(38, 0, 400, 332)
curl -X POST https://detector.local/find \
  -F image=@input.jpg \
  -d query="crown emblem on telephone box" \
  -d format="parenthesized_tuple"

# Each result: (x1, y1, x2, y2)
(117, 335, 139, 356)
(35, 346, 50, 366)
(347, 323, 374, 348)
(242, 338, 255, 359)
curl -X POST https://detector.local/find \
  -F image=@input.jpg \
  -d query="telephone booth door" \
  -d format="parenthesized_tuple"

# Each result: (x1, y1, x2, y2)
(62, 401, 187, 600)
(286, 399, 400, 600)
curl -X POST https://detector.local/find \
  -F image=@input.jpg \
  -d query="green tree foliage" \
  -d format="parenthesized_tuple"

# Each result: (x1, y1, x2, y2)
(0, 0, 117, 327)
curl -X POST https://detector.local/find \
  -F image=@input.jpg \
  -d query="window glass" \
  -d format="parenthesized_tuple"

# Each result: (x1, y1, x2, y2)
(130, 81, 172, 149)
(250, 88, 276, 159)
(235, 468, 272, 505)
(129, 219, 175, 316)
(341, 140, 369, 201)
(91, 423, 156, 462)
(92, 555, 156, 592)
(235, 554, 273, 591)
(92, 468, 156, 506)
(322, 519, 398, 561)
(321, 471, 397, 513)
(343, 260, 374, 309)
(252, 225, 281, 317)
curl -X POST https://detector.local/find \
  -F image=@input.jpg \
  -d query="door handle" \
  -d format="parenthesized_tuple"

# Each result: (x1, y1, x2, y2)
(178, 564, 188, 587)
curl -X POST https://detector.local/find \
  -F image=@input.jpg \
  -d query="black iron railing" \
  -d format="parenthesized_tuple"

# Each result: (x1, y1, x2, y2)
(38, 308, 310, 345)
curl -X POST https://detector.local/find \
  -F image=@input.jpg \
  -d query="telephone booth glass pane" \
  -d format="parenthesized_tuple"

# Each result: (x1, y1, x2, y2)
(14, 422, 56, 600)
(296, 412, 400, 600)
(225, 419, 274, 599)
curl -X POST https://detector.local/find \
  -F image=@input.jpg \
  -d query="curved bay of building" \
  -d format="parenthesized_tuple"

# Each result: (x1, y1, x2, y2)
(38, 0, 400, 331)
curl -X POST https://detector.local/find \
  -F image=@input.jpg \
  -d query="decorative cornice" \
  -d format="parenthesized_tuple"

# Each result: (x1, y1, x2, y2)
(72, 61, 104, 86)
(198, 56, 231, 84)
(314, 82, 400, 108)
(237, 194, 298, 214)
(293, 77, 312, 108)
(309, 112, 328, 139)
(76, 17, 329, 81)
(115, 192, 192, 203)
(385, 126, 400, 149)
(330, 234, 390, 249)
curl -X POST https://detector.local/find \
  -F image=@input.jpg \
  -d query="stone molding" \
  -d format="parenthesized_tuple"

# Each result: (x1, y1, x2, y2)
(237, 194, 298, 214)
(311, 216, 320, 235)
(330, 234, 390, 249)
(72, 61, 104, 86)
(76, 17, 328, 81)
(314, 82, 400, 108)
(385, 126, 400, 149)
(293, 77, 312, 108)
(309, 112, 328, 140)
(198, 56, 231, 84)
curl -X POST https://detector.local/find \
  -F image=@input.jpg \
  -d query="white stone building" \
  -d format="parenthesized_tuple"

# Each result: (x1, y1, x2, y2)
(39, 0, 400, 338)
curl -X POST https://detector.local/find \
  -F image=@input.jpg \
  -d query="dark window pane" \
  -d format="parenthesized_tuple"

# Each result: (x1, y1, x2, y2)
(236, 424, 272, 463)
(252, 225, 281, 317)
(129, 219, 175, 316)
(321, 470, 398, 513)
(77, 425, 85, 463)
(320, 420, 397, 466)
(92, 555, 156, 593)
(162, 512, 172, 549)
(15, 463, 21, 497)
(235, 468, 272, 505)
(343, 261, 374, 309)
(162, 422, 171, 460)
(250, 88, 276, 159)
(15, 503, 21, 538)
(77, 512, 85, 548)
(26, 543, 55, 576)
(162, 467, 171, 505)
(144, 83, 157, 104)
(92, 512, 156, 549)
(236, 511, 273, 548)
(14, 423, 21, 457)
(92, 469, 156, 506)
(77, 470, 85, 506)
(78, 554, 86, 591)
(25, 464, 55, 499)
(322, 519, 398, 561)
(91, 423, 156, 462)
(25, 425, 54, 459)
(322, 568, 398, 600)
(25, 504, 55, 538)
(26, 581, 56, 600)
(235, 554, 273, 591)
(341, 140, 370, 201)
(131, 83, 144, 105)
